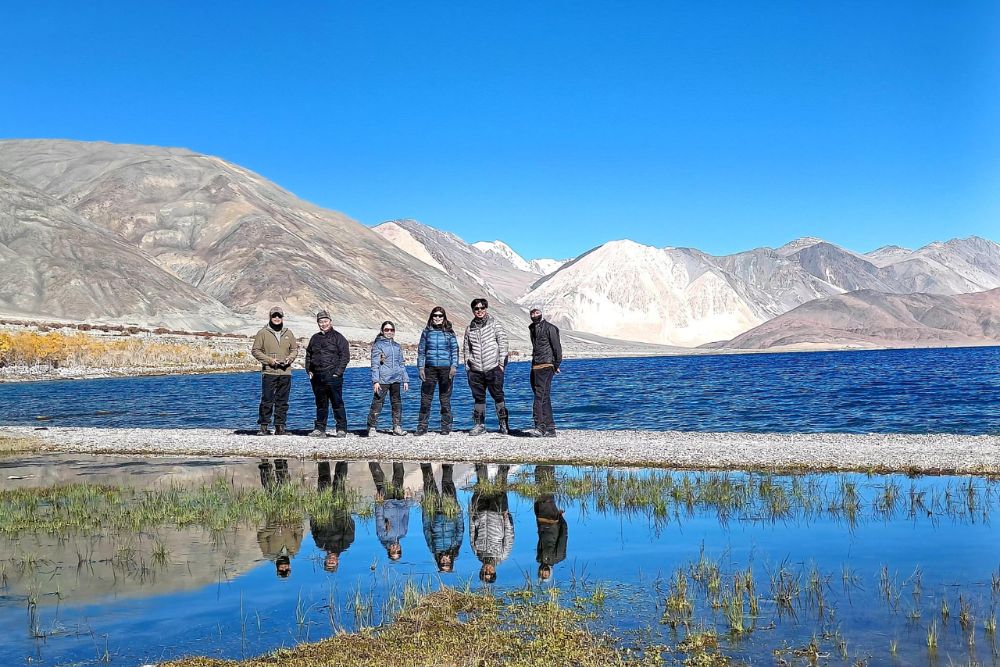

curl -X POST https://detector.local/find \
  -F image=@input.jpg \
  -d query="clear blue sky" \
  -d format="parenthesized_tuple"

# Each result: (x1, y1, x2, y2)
(2, 1, 998, 259)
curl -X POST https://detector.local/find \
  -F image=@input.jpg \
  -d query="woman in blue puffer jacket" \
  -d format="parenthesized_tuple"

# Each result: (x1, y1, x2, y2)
(416, 307, 459, 435)
(367, 321, 410, 436)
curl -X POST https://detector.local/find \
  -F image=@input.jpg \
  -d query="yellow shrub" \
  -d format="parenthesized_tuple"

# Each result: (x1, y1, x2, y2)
(0, 330, 250, 370)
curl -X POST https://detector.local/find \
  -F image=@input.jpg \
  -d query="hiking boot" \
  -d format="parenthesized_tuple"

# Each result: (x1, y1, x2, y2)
(391, 424, 407, 436)
(496, 404, 510, 435)
(415, 425, 428, 436)
(543, 428, 557, 438)
(257, 426, 271, 436)
(468, 423, 487, 436)
(308, 429, 327, 438)
(274, 425, 286, 436)
(368, 427, 378, 437)
(439, 427, 451, 436)
(525, 427, 544, 438)
(335, 429, 348, 438)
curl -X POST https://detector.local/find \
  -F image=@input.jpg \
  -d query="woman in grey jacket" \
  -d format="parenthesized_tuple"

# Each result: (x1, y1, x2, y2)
(367, 321, 410, 436)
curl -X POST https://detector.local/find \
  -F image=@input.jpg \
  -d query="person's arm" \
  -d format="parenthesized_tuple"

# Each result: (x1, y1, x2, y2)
(370, 341, 380, 384)
(401, 344, 410, 388)
(495, 321, 509, 371)
(417, 330, 427, 369)
(449, 332, 459, 371)
(554, 516, 568, 563)
(285, 331, 299, 366)
(335, 333, 350, 376)
(500, 512, 514, 561)
(304, 336, 314, 376)
(551, 324, 562, 371)
(463, 327, 471, 368)
(251, 330, 270, 366)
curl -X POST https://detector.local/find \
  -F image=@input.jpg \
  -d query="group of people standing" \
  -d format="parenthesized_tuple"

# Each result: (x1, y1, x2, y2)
(256, 460, 567, 584)
(251, 298, 563, 438)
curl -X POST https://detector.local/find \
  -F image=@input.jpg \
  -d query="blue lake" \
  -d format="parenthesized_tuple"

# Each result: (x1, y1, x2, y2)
(1, 456, 998, 666)
(1, 346, 999, 433)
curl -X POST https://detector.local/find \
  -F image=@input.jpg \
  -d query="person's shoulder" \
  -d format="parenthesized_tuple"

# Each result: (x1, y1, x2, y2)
(254, 326, 268, 336)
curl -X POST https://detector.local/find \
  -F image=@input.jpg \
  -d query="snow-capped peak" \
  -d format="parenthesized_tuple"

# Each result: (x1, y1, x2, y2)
(473, 239, 567, 275)
(473, 240, 534, 273)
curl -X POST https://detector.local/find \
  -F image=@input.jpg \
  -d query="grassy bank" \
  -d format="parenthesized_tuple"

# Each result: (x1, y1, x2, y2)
(0, 433, 42, 456)
(164, 586, 669, 667)
(0, 478, 371, 536)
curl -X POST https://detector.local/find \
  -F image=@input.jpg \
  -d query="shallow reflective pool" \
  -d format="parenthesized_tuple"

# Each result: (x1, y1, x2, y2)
(1, 454, 998, 666)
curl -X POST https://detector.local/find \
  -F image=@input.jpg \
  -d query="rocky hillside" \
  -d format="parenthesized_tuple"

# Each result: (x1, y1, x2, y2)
(0, 171, 239, 330)
(0, 140, 529, 339)
(725, 288, 1000, 350)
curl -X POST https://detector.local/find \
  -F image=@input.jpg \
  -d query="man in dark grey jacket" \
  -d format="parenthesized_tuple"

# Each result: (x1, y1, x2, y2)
(305, 310, 351, 437)
(526, 305, 562, 437)
(463, 298, 510, 436)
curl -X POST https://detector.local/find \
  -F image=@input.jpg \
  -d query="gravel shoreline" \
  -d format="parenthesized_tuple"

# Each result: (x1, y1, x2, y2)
(5, 426, 999, 475)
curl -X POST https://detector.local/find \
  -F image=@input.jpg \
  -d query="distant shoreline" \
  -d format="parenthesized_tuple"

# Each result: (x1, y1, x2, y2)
(1, 341, 996, 383)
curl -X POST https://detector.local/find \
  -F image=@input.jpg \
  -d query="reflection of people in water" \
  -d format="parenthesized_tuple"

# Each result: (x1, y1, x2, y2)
(311, 461, 355, 572)
(470, 464, 514, 583)
(370, 462, 414, 561)
(258, 458, 290, 489)
(257, 459, 302, 578)
(420, 463, 463, 572)
(256, 458, 303, 577)
(533, 465, 567, 582)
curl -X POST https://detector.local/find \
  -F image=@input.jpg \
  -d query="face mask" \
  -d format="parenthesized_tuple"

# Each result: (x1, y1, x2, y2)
(531, 314, 542, 324)
(269, 321, 283, 331)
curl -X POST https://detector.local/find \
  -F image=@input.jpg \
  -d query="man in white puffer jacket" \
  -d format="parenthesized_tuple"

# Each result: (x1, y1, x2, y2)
(462, 298, 509, 435)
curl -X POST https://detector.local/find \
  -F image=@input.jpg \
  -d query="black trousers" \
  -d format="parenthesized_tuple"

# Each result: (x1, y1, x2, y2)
(421, 462, 457, 501)
(369, 461, 405, 499)
(367, 382, 402, 428)
(530, 366, 556, 429)
(419, 366, 453, 428)
(311, 371, 347, 431)
(318, 461, 348, 495)
(258, 374, 291, 427)
(467, 367, 505, 408)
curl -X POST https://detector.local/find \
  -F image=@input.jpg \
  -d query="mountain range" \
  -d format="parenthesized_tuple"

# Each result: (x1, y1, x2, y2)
(1, 139, 997, 352)
(517, 236, 1000, 346)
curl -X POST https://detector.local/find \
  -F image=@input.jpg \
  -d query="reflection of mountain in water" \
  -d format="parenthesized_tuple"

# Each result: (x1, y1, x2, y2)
(2, 526, 272, 604)
(0, 455, 488, 606)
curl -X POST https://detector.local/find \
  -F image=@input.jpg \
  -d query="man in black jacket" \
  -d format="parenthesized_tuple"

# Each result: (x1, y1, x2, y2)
(306, 310, 351, 437)
(534, 465, 567, 582)
(526, 305, 562, 437)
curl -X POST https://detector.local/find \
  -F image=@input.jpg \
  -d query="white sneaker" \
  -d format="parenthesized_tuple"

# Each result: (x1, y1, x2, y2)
(368, 427, 377, 437)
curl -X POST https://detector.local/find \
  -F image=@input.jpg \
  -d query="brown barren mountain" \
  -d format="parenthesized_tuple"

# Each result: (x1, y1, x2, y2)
(0, 140, 530, 338)
(725, 288, 1000, 350)
(0, 171, 239, 329)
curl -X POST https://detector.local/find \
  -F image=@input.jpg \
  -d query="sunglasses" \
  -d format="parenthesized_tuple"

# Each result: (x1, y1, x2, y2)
(431, 313, 445, 318)
(270, 314, 283, 318)
(473, 306, 487, 311)
(383, 328, 395, 332)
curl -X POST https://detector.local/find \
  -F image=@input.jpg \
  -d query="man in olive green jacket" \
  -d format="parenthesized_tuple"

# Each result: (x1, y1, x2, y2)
(251, 306, 299, 435)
